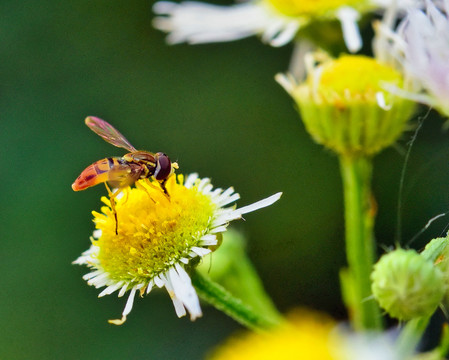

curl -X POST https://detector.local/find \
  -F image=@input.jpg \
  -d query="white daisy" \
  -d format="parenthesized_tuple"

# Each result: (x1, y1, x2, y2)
(73, 173, 281, 324)
(153, 0, 428, 53)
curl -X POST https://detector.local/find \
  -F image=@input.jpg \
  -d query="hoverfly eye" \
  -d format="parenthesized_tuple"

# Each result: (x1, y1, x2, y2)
(154, 152, 172, 180)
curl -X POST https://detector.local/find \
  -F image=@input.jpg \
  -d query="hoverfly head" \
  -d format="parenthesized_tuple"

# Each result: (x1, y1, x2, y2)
(154, 152, 174, 181)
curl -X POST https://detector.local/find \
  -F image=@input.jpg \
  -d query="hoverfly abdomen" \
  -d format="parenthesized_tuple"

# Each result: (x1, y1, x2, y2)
(72, 158, 116, 191)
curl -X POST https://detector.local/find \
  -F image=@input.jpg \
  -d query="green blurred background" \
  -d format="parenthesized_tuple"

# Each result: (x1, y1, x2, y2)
(2, 0, 449, 359)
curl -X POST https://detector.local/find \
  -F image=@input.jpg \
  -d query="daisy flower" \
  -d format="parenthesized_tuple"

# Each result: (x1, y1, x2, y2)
(153, 0, 427, 53)
(375, 0, 449, 117)
(74, 174, 281, 324)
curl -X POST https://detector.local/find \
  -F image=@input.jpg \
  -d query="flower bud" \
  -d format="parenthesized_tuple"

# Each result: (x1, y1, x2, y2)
(371, 249, 444, 320)
(277, 53, 415, 156)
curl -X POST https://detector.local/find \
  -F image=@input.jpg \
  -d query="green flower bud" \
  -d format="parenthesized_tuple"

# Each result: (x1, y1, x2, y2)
(371, 249, 445, 320)
(430, 235, 449, 309)
(277, 53, 415, 157)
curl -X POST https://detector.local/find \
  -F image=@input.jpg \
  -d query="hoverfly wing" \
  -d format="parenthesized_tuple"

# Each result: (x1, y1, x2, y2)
(107, 162, 143, 189)
(85, 116, 137, 152)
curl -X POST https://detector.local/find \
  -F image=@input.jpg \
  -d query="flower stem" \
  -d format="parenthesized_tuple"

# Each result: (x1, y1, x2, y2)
(196, 230, 282, 324)
(339, 155, 382, 330)
(191, 270, 283, 331)
(396, 316, 430, 357)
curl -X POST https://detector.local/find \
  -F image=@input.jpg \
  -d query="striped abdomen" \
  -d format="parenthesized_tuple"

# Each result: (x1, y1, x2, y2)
(72, 157, 121, 191)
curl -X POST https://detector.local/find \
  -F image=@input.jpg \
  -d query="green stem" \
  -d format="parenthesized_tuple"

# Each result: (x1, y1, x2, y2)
(339, 155, 382, 330)
(396, 316, 430, 357)
(191, 270, 283, 331)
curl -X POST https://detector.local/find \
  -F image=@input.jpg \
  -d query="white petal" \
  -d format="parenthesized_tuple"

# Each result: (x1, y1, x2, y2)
(146, 280, 154, 294)
(210, 225, 228, 233)
(215, 187, 239, 206)
(122, 286, 138, 317)
(199, 234, 218, 246)
(118, 283, 129, 297)
(275, 73, 297, 94)
(209, 187, 223, 200)
(87, 272, 109, 286)
(191, 246, 212, 257)
(336, 6, 362, 53)
(179, 257, 189, 264)
(202, 183, 213, 195)
(237, 192, 282, 215)
(154, 275, 165, 288)
(269, 21, 300, 47)
(375, 91, 392, 110)
(153, 1, 298, 47)
(82, 270, 102, 280)
(169, 265, 202, 320)
(184, 173, 199, 188)
(171, 297, 187, 318)
(212, 209, 240, 226)
(163, 274, 187, 317)
(98, 281, 124, 297)
(73, 246, 98, 265)
(217, 193, 240, 207)
(197, 177, 211, 192)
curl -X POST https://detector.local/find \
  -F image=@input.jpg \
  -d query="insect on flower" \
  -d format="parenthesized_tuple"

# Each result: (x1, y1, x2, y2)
(72, 116, 178, 233)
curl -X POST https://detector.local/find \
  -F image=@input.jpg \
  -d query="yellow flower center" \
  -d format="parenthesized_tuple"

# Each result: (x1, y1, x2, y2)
(266, 0, 366, 17)
(92, 175, 216, 283)
(297, 55, 403, 107)
(320, 55, 401, 100)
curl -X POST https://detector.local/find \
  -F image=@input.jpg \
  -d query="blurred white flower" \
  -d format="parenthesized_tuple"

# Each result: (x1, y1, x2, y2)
(374, 0, 449, 116)
(153, 0, 429, 53)
(153, 1, 301, 48)
(333, 327, 401, 360)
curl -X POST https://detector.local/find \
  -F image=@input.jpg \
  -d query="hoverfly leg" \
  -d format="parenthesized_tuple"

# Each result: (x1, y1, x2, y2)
(159, 179, 170, 198)
(105, 183, 120, 235)
(143, 178, 170, 201)
(138, 180, 156, 204)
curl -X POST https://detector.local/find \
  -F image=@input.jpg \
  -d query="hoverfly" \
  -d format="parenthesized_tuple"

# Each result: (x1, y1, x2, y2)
(72, 116, 178, 233)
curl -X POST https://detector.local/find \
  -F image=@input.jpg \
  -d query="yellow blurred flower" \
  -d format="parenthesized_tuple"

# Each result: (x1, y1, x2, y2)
(209, 309, 401, 360)
(208, 310, 337, 360)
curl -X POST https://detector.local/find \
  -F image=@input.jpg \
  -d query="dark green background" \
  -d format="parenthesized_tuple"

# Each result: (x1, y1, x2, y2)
(2, 1, 449, 359)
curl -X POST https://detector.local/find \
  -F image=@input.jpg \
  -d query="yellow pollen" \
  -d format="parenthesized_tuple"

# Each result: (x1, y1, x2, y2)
(92, 176, 216, 283)
(266, 0, 366, 17)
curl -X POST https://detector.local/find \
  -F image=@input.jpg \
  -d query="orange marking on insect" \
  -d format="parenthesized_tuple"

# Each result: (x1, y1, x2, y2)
(72, 158, 112, 191)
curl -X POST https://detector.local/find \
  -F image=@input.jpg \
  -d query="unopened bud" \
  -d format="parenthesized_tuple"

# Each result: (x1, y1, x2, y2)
(371, 249, 444, 320)
(277, 53, 415, 156)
